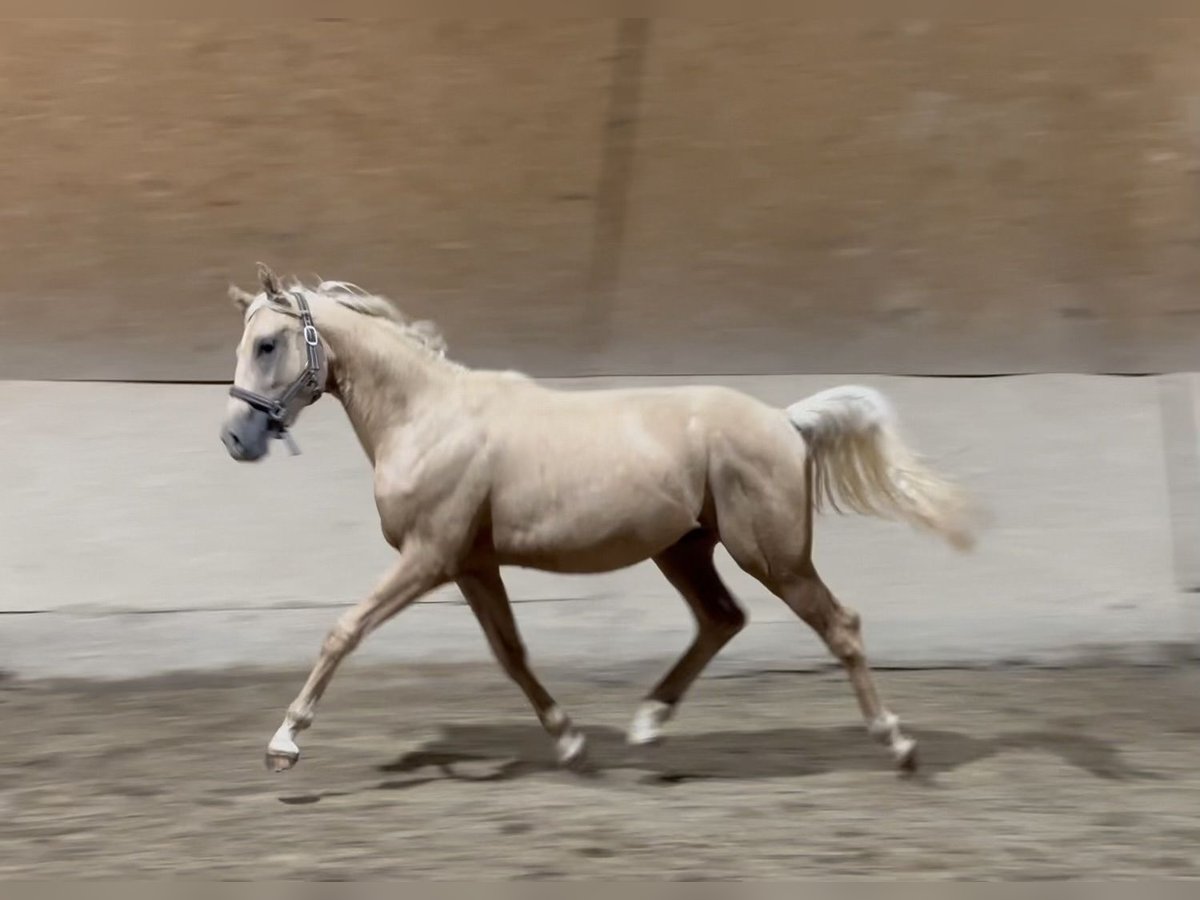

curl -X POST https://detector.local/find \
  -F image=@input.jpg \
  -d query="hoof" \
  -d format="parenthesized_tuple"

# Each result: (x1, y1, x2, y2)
(894, 738, 919, 775)
(556, 730, 589, 771)
(629, 732, 663, 748)
(627, 700, 672, 746)
(265, 749, 300, 773)
(563, 746, 591, 774)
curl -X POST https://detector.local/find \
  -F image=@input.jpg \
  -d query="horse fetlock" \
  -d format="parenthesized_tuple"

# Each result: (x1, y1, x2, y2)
(868, 711, 919, 772)
(868, 711, 901, 742)
(285, 704, 315, 732)
(542, 704, 571, 735)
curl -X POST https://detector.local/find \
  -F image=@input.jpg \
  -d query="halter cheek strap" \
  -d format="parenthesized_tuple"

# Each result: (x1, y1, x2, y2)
(229, 291, 325, 455)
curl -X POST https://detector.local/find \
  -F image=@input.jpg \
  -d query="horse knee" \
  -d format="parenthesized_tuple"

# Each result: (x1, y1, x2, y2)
(826, 612, 865, 666)
(323, 616, 363, 656)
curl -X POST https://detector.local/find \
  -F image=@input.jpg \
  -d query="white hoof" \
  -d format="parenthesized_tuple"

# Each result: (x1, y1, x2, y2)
(269, 723, 299, 756)
(868, 712, 919, 773)
(265, 748, 300, 772)
(893, 736, 919, 773)
(267, 724, 300, 767)
(627, 700, 673, 746)
(556, 729, 587, 768)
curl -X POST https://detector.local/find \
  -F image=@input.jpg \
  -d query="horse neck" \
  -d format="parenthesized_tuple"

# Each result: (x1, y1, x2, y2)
(319, 314, 454, 463)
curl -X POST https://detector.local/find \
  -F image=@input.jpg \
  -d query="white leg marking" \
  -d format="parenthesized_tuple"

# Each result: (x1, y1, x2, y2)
(867, 711, 899, 741)
(627, 700, 673, 745)
(544, 705, 587, 766)
(556, 729, 587, 765)
(268, 722, 300, 759)
(868, 711, 917, 765)
(891, 735, 918, 765)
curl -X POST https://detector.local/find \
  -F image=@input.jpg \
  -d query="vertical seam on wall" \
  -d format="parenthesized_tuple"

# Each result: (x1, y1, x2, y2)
(584, 18, 651, 354)
(1158, 375, 1200, 606)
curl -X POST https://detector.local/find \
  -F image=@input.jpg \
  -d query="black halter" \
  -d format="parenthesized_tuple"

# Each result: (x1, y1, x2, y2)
(229, 291, 325, 455)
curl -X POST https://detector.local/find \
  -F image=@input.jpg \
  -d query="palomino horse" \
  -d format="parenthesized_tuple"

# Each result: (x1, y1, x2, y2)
(221, 264, 976, 776)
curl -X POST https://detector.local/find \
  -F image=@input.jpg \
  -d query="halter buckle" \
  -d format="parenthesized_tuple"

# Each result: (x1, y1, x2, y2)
(303, 324, 319, 347)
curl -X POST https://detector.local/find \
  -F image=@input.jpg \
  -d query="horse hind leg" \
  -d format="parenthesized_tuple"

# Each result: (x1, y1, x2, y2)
(629, 530, 747, 746)
(779, 568, 918, 772)
(715, 452, 918, 773)
(457, 567, 588, 770)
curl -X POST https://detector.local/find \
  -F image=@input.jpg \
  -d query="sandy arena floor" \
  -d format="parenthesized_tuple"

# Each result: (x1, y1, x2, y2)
(1, 663, 1197, 879)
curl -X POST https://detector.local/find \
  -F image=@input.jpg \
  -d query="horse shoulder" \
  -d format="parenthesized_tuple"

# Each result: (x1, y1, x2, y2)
(372, 412, 490, 552)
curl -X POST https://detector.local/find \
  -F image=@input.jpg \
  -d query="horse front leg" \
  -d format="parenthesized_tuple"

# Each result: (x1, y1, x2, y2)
(265, 548, 446, 772)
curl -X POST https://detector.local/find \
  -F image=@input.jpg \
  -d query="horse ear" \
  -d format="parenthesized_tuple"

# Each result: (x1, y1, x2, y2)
(256, 261, 282, 298)
(228, 284, 256, 312)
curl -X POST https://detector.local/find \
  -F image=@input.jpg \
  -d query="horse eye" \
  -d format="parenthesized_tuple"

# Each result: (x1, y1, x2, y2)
(257, 338, 277, 357)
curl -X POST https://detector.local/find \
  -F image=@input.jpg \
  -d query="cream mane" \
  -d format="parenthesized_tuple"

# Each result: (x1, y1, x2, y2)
(245, 277, 449, 359)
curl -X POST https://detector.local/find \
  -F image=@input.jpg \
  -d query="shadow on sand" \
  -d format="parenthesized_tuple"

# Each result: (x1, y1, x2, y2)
(278, 719, 1161, 804)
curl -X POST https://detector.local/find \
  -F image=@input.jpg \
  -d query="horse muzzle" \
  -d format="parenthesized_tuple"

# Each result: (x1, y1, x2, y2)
(221, 417, 270, 462)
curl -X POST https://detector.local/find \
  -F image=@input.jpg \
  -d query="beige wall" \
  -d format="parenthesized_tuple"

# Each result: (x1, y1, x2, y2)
(3, 20, 1200, 380)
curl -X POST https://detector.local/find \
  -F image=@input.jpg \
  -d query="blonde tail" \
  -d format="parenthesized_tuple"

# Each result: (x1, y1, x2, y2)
(786, 385, 977, 551)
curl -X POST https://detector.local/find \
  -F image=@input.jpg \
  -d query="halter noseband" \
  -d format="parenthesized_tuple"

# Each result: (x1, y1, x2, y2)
(229, 290, 325, 455)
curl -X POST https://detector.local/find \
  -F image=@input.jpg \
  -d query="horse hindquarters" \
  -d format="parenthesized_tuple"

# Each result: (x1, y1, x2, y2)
(705, 384, 975, 771)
